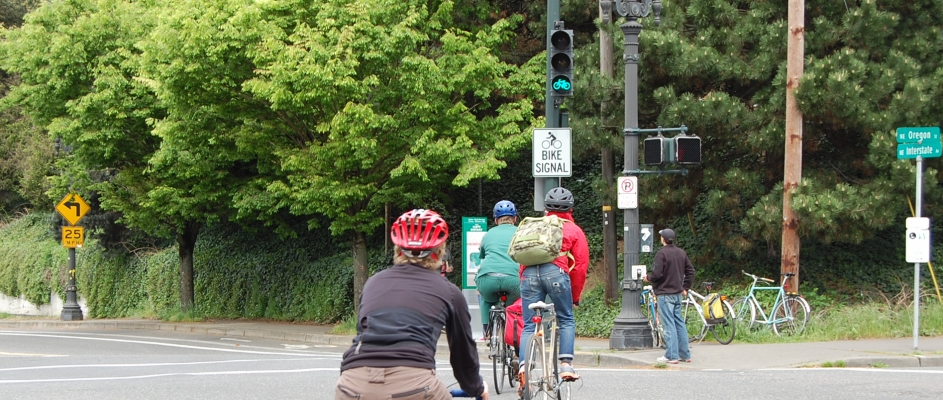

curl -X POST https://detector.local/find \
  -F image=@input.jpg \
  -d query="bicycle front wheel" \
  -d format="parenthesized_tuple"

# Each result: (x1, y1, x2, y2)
(681, 300, 707, 342)
(491, 315, 506, 394)
(709, 299, 737, 345)
(732, 297, 757, 330)
(773, 297, 809, 336)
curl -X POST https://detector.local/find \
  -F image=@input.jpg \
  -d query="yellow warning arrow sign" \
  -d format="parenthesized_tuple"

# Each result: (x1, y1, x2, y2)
(55, 193, 90, 226)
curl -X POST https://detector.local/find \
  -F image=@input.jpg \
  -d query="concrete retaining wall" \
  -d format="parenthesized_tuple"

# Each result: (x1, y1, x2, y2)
(0, 291, 88, 316)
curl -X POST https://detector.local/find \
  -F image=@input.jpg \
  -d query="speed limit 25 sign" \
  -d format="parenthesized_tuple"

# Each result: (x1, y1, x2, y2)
(62, 226, 85, 248)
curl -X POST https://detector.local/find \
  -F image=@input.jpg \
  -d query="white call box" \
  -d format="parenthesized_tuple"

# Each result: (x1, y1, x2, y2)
(905, 217, 931, 263)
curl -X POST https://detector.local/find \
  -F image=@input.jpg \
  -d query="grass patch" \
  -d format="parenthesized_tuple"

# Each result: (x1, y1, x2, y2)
(653, 362, 667, 369)
(869, 362, 888, 368)
(159, 307, 205, 323)
(820, 360, 846, 368)
(729, 297, 943, 344)
(330, 313, 357, 335)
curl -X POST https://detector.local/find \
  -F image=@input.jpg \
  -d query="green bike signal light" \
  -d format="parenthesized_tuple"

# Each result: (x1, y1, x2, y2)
(549, 28, 574, 97)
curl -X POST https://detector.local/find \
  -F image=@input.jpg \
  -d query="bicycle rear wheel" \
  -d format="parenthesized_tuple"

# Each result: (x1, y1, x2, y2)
(641, 296, 662, 348)
(491, 314, 506, 394)
(681, 299, 706, 342)
(522, 334, 549, 400)
(709, 299, 737, 345)
(773, 297, 808, 336)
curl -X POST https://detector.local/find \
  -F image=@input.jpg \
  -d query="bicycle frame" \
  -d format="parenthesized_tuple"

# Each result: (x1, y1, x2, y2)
(739, 272, 792, 326)
(521, 302, 569, 400)
(641, 286, 664, 348)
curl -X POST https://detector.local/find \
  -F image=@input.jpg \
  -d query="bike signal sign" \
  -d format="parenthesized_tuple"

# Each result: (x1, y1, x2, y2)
(56, 193, 91, 226)
(533, 128, 572, 177)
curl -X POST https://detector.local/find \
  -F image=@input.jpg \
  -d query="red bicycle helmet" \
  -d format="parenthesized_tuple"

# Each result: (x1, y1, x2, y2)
(391, 209, 449, 252)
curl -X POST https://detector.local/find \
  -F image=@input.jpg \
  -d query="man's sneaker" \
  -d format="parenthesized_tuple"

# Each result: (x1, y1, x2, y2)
(559, 363, 580, 381)
(510, 359, 520, 376)
(656, 356, 679, 364)
(683, 358, 692, 363)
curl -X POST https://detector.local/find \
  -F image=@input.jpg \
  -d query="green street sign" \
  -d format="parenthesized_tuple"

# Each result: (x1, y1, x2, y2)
(896, 126, 940, 143)
(897, 141, 942, 159)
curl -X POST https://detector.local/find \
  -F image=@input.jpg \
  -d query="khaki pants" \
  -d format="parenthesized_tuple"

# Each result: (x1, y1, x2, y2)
(335, 366, 451, 400)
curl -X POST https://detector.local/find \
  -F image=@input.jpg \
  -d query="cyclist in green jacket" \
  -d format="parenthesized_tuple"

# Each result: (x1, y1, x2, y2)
(475, 200, 522, 338)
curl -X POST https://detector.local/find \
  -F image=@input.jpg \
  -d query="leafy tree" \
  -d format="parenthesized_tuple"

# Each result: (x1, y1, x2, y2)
(570, 0, 943, 278)
(238, 0, 543, 311)
(0, 0, 201, 303)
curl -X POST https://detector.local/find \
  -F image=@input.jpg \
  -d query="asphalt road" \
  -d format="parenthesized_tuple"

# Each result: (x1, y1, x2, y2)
(2, 329, 942, 399)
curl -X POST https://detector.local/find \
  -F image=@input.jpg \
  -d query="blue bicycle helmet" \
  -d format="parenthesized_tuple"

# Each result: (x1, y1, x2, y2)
(493, 200, 518, 218)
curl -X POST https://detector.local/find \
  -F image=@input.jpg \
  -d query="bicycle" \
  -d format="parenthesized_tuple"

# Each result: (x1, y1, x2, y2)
(641, 285, 665, 348)
(732, 271, 811, 336)
(541, 132, 562, 149)
(680, 282, 737, 345)
(520, 301, 571, 400)
(485, 291, 517, 394)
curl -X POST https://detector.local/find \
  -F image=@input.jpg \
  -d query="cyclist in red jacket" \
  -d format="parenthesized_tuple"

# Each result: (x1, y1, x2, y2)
(517, 187, 589, 383)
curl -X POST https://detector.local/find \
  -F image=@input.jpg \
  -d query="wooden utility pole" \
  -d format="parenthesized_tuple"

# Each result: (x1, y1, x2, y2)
(781, 0, 804, 292)
(600, 1, 619, 305)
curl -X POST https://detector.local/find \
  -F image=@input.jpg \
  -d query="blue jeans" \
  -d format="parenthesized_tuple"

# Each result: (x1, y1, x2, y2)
(518, 263, 575, 364)
(657, 293, 691, 361)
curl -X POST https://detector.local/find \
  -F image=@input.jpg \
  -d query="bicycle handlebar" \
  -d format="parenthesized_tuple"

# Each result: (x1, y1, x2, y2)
(741, 270, 774, 283)
(449, 389, 483, 399)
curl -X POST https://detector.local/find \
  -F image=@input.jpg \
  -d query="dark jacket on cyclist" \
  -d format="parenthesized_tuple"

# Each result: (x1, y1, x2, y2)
(648, 244, 695, 295)
(341, 263, 484, 396)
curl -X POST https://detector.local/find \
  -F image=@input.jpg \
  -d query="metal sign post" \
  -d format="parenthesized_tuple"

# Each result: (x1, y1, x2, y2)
(896, 126, 941, 349)
(55, 193, 90, 321)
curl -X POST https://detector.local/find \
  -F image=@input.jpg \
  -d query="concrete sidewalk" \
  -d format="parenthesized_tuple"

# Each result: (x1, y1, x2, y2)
(2, 318, 942, 370)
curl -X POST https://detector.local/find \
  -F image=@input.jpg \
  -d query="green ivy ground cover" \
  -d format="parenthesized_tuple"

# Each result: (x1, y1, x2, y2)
(0, 213, 359, 322)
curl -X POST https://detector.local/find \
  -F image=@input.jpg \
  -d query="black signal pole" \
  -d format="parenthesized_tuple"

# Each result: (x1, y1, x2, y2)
(609, 0, 661, 350)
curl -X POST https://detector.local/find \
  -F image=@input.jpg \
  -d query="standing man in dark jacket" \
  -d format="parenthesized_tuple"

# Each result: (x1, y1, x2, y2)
(643, 228, 695, 364)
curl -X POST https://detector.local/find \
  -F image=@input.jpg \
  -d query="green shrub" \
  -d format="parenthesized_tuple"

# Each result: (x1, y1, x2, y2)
(0, 213, 66, 305)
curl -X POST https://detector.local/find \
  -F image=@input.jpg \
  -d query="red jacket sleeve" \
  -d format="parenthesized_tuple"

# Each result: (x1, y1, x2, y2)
(557, 223, 589, 304)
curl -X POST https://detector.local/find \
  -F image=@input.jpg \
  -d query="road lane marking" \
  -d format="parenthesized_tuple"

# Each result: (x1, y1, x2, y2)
(0, 358, 319, 372)
(0, 352, 66, 357)
(0, 367, 340, 384)
(0, 332, 341, 357)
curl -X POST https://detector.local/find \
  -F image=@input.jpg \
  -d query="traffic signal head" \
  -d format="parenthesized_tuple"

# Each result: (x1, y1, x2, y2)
(675, 134, 702, 165)
(644, 136, 672, 166)
(549, 28, 574, 97)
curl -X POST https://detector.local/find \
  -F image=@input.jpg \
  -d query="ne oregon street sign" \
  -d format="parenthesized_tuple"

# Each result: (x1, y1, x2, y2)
(896, 126, 940, 143)
(896, 126, 942, 159)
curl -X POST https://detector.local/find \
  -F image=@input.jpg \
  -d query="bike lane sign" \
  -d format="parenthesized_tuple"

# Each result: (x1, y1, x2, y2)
(533, 128, 572, 177)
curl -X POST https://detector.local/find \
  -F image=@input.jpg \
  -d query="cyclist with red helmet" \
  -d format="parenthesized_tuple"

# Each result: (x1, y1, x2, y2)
(475, 200, 522, 337)
(335, 209, 489, 400)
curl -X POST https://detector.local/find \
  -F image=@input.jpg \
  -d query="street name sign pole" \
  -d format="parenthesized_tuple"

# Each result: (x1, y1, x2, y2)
(897, 126, 941, 349)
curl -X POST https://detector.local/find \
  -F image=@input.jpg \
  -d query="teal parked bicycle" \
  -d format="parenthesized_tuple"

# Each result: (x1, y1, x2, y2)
(732, 270, 811, 336)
